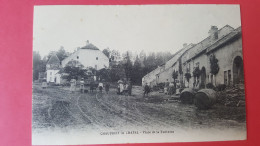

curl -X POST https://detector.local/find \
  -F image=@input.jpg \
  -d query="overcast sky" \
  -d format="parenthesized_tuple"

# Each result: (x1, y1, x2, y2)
(33, 5, 241, 57)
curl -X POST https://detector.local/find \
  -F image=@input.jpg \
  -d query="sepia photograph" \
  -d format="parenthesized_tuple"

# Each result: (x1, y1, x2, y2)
(32, 5, 246, 145)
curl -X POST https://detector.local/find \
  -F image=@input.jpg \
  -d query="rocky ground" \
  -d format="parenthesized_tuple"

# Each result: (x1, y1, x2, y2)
(32, 83, 246, 133)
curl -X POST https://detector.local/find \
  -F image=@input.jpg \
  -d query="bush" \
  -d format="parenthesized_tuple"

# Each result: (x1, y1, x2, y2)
(206, 83, 215, 89)
(216, 84, 227, 91)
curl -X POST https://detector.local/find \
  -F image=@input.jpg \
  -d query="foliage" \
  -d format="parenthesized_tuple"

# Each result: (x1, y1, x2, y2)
(33, 51, 46, 80)
(178, 58, 183, 75)
(209, 54, 219, 75)
(172, 70, 178, 82)
(192, 66, 201, 78)
(96, 68, 111, 81)
(184, 72, 191, 86)
(131, 56, 142, 85)
(56, 46, 70, 61)
(123, 51, 133, 81)
(206, 83, 215, 89)
(61, 60, 88, 81)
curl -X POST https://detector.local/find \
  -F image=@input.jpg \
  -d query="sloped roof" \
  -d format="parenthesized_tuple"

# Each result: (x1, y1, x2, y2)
(47, 53, 60, 65)
(206, 26, 242, 54)
(184, 25, 235, 63)
(81, 43, 99, 50)
(165, 44, 194, 69)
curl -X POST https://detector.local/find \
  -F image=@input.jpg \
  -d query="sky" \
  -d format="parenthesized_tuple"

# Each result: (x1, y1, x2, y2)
(33, 5, 241, 57)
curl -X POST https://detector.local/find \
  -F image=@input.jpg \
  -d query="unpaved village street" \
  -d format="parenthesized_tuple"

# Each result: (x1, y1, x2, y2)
(32, 83, 246, 133)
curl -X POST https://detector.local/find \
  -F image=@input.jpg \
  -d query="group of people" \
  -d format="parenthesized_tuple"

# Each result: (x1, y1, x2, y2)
(97, 82, 110, 94)
(70, 78, 110, 94)
(117, 80, 132, 96)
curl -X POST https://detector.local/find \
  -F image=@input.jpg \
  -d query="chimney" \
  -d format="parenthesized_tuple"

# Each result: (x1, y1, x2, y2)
(208, 26, 218, 41)
(183, 43, 188, 48)
(86, 40, 89, 45)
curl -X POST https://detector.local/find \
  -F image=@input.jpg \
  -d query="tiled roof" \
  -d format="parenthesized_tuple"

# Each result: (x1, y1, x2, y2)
(47, 53, 60, 65)
(81, 43, 99, 50)
(184, 25, 235, 63)
(165, 44, 194, 69)
(206, 26, 242, 54)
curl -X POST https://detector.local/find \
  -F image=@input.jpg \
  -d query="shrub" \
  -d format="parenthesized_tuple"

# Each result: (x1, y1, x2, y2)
(216, 84, 227, 91)
(206, 83, 215, 89)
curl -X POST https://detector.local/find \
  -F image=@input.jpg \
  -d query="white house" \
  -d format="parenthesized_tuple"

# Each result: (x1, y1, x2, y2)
(46, 53, 61, 83)
(62, 41, 109, 70)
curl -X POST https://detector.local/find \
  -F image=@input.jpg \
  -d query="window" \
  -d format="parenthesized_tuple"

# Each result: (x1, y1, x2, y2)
(224, 71, 227, 85)
(77, 56, 79, 59)
(50, 72, 52, 75)
(196, 62, 200, 68)
(228, 70, 231, 85)
(96, 57, 98, 60)
(210, 74, 213, 83)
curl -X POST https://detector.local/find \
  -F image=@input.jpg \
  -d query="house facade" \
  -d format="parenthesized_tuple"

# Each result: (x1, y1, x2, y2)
(62, 41, 109, 70)
(46, 53, 61, 83)
(142, 25, 244, 89)
(182, 25, 243, 88)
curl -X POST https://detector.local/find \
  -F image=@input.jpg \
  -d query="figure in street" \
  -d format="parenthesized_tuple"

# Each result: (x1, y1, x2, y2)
(105, 83, 110, 94)
(143, 83, 150, 97)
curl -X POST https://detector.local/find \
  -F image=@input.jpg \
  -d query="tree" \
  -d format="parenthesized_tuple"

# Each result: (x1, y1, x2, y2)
(123, 51, 133, 81)
(172, 70, 178, 83)
(96, 68, 111, 81)
(172, 70, 178, 89)
(184, 73, 191, 88)
(56, 46, 69, 61)
(33, 51, 46, 81)
(132, 55, 142, 85)
(209, 54, 219, 85)
(61, 60, 88, 81)
(178, 58, 184, 87)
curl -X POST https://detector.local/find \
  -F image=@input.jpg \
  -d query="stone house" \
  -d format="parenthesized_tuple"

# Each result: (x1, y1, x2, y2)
(182, 25, 243, 88)
(46, 53, 61, 83)
(142, 25, 244, 89)
(142, 65, 164, 87)
(156, 44, 194, 84)
(62, 41, 109, 70)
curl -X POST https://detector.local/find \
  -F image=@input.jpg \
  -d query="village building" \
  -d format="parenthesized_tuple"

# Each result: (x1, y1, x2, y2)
(142, 25, 243, 89)
(156, 43, 194, 85)
(46, 53, 61, 83)
(142, 65, 164, 87)
(61, 41, 109, 70)
(182, 25, 243, 88)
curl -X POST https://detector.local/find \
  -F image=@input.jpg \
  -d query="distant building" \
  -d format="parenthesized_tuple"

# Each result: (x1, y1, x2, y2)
(62, 41, 109, 70)
(156, 44, 194, 85)
(46, 53, 61, 83)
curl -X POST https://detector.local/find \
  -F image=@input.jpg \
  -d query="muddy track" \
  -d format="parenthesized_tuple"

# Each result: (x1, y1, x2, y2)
(78, 93, 122, 128)
(96, 93, 172, 127)
(94, 93, 150, 126)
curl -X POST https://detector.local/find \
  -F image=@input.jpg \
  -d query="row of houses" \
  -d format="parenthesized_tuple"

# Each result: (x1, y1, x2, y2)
(142, 25, 244, 88)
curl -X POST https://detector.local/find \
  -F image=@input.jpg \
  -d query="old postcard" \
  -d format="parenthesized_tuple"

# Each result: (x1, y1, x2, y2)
(32, 5, 246, 145)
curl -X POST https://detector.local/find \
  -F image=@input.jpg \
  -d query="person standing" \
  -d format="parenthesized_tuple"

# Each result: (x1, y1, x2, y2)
(70, 79, 76, 93)
(80, 78, 85, 93)
(143, 83, 150, 97)
(128, 81, 132, 96)
(105, 83, 110, 94)
(98, 82, 104, 93)
(119, 82, 124, 95)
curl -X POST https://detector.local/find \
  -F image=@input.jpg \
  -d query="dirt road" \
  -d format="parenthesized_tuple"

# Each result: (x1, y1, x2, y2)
(32, 84, 246, 132)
